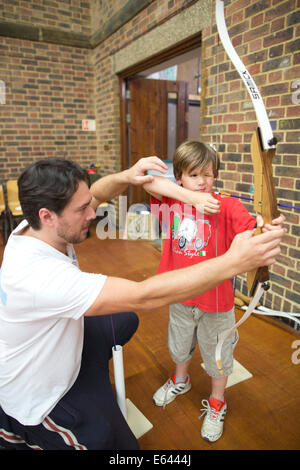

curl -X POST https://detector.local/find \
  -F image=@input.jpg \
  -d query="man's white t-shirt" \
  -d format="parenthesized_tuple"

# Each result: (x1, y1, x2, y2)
(0, 220, 107, 425)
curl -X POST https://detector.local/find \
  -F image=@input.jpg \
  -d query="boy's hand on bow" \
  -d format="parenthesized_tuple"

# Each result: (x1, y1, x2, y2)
(193, 193, 220, 215)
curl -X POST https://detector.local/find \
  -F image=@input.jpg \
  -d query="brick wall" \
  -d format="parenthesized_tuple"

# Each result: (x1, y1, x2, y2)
(200, 0, 300, 314)
(0, 36, 96, 178)
(0, 0, 192, 178)
(91, 0, 198, 175)
(0, 0, 91, 35)
(0, 0, 299, 315)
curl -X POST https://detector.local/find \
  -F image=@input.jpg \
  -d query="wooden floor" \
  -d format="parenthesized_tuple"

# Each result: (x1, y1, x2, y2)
(1, 223, 300, 450)
(76, 224, 300, 451)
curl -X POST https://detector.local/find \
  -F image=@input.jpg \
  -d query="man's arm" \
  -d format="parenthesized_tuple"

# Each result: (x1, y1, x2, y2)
(85, 227, 284, 316)
(143, 175, 220, 215)
(90, 157, 168, 210)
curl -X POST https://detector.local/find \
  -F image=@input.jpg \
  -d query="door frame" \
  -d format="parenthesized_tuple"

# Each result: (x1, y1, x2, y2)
(119, 33, 202, 179)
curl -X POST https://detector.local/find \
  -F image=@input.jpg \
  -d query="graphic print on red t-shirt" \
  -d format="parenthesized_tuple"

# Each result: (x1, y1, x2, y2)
(171, 210, 212, 258)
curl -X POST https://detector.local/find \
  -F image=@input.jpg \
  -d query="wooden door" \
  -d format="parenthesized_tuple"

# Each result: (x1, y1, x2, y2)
(125, 77, 188, 206)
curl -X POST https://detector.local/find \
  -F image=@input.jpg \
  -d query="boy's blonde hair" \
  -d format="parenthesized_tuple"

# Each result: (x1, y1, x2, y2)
(173, 141, 220, 180)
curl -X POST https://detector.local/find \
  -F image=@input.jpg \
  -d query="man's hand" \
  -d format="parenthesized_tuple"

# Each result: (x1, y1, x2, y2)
(227, 227, 285, 276)
(124, 157, 168, 185)
(90, 156, 168, 208)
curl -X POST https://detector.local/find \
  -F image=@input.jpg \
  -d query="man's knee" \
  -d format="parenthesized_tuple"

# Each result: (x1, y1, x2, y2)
(127, 311, 139, 332)
(112, 311, 139, 342)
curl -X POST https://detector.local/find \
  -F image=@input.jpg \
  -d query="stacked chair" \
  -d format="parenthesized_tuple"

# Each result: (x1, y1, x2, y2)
(0, 180, 24, 244)
(0, 184, 9, 244)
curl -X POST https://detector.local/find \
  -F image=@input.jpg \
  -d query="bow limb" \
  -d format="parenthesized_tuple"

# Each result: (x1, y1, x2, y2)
(215, 0, 276, 151)
(214, 0, 280, 374)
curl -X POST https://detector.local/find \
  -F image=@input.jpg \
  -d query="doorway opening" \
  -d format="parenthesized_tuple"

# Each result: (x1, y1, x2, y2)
(119, 36, 202, 206)
(138, 46, 201, 160)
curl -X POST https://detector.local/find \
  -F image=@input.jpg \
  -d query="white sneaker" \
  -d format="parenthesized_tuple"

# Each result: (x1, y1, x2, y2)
(153, 373, 191, 408)
(199, 397, 227, 442)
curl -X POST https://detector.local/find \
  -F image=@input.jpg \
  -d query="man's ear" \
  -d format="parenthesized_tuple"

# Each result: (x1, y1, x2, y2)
(38, 208, 56, 227)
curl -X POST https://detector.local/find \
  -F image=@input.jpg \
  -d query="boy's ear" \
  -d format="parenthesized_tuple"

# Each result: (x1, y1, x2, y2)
(176, 177, 182, 186)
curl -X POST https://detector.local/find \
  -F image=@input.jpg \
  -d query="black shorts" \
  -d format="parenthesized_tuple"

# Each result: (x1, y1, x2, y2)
(0, 312, 139, 450)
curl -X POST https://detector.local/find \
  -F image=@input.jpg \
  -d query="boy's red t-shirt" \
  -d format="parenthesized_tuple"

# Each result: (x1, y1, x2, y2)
(150, 193, 256, 313)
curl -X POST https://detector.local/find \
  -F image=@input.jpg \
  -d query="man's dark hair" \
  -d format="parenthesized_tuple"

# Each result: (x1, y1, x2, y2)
(18, 158, 90, 230)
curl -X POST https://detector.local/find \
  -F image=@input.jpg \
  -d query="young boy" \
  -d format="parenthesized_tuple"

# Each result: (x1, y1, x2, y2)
(143, 140, 276, 442)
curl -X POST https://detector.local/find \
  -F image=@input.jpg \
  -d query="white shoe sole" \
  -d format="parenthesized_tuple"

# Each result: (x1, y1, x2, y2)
(201, 431, 222, 442)
(153, 383, 192, 407)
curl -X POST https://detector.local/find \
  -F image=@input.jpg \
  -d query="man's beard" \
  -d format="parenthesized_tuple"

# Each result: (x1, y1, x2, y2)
(56, 223, 89, 245)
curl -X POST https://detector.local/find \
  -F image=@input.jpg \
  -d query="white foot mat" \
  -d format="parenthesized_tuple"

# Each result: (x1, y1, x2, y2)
(201, 359, 253, 387)
(126, 398, 153, 439)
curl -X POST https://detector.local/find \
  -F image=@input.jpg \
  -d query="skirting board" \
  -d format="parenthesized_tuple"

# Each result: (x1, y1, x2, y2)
(201, 359, 253, 387)
(126, 398, 153, 439)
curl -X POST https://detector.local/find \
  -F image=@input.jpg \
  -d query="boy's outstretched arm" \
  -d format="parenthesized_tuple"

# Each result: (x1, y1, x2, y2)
(143, 175, 220, 215)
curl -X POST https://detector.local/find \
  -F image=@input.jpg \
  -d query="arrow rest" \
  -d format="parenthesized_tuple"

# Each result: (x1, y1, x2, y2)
(262, 282, 270, 292)
(268, 136, 278, 147)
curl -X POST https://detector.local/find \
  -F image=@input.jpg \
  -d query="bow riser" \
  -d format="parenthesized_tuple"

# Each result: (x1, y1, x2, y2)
(252, 129, 280, 221)
(247, 129, 280, 295)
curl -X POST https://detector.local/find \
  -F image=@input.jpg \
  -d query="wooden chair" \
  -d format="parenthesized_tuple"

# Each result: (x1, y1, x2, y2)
(6, 180, 23, 233)
(0, 183, 10, 243)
